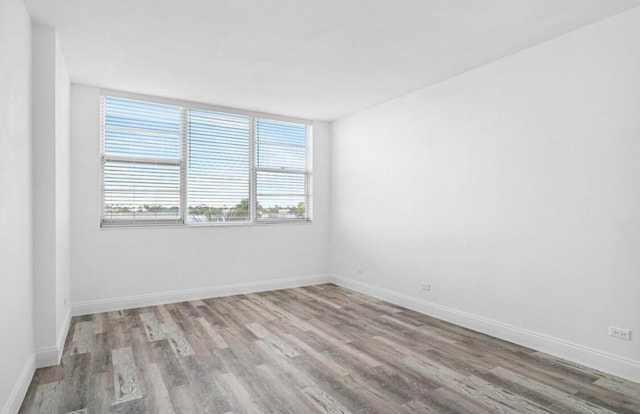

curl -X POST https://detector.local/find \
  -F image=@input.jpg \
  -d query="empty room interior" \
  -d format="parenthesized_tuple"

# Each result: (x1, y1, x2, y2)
(2, 0, 640, 413)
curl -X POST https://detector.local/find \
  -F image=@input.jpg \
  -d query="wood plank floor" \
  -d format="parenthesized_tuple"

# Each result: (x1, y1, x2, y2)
(19, 284, 640, 413)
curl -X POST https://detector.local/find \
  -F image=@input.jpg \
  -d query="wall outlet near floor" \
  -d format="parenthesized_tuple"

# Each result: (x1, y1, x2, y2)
(609, 326, 631, 341)
(421, 283, 431, 291)
(356, 266, 363, 274)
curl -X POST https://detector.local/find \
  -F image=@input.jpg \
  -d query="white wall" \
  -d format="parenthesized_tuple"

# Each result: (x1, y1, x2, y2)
(54, 33, 71, 350)
(32, 26, 71, 367)
(331, 7, 640, 381)
(0, 0, 35, 412)
(70, 85, 330, 309)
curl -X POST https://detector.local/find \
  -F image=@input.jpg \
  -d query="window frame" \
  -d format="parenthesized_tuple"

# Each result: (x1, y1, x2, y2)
(100, 90, 313, 228)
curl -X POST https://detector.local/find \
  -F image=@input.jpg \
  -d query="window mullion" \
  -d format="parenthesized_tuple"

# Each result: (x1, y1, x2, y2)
(249, 117, 257, 222)
(306, 124, 313, 221)
(100, 96, 106, 225)
(180, 107, 188, 224)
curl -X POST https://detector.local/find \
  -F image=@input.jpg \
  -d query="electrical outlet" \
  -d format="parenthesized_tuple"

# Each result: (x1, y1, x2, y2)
(609, 326, 631, 341)
(356, 266, 363, 274)
(64, 298, 68, 306)
(421, 283, 431, 291)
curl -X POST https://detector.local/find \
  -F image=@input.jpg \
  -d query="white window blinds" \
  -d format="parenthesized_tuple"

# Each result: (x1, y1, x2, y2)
(102, 97, 183, 225)
(187, 109, 250, 223)
(255, 119, 309, 220)
(101, 94, 311, 227)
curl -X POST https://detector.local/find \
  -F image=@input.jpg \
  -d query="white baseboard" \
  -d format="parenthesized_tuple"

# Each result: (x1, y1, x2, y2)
(34, 345, 58, 368)
(72, 273, 331, 316)
(65, 272, 639, 383)
(330, 274, 640, 384)
(1, 354, 35, 414)
(35, 307, 72, 368)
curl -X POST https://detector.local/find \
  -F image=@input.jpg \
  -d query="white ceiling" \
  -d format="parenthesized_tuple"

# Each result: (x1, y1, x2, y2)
(25, 0, 640, 121)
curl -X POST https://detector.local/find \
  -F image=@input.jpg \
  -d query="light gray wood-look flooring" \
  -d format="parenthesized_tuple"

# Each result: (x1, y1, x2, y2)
(19, 284, 640, 413)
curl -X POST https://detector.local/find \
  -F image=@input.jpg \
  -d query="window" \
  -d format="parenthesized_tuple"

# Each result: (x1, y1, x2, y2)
(102, 98, 182, 224)
(101, 95, 311, 226)
(187, 109, 251, 223)
(255, 119, 309, 221)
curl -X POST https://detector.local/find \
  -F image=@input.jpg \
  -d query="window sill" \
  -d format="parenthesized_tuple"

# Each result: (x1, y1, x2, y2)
(100, 219, 313, 229)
